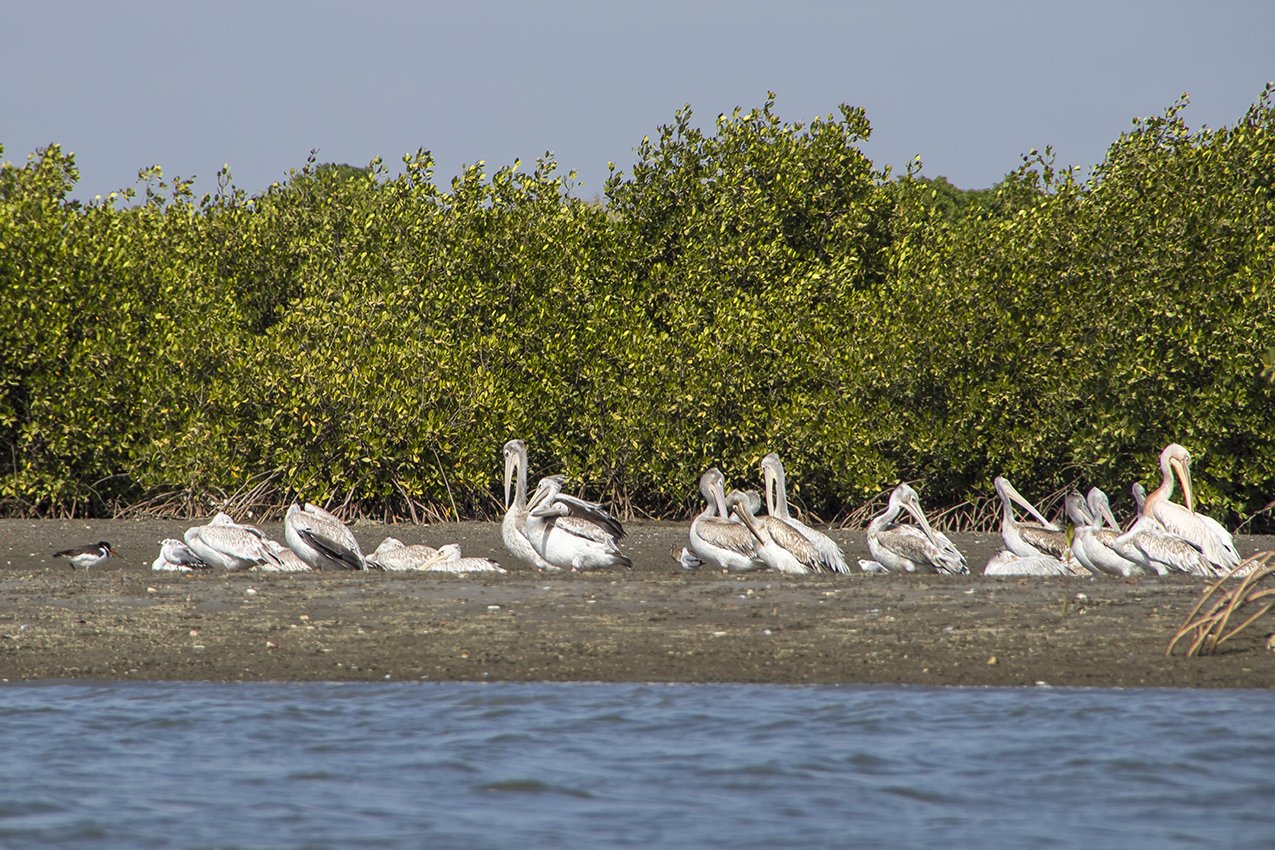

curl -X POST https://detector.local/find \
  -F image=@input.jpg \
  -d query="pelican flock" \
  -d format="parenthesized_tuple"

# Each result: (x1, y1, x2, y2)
(126, 439, 1254, 582)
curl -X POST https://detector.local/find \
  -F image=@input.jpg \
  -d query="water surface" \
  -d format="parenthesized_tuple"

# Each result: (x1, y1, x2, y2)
(1, 682, 1271, 849)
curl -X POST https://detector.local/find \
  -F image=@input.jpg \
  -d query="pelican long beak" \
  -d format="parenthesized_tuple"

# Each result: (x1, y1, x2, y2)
(1000, 478, 1058, 530)
(731, 500, 765, 544)
(1095, 497, 1122, 533)
(503, 450, 516, 510)
(762, 464, 777, 517)
(1171, 456, 1195, 513)
(712, 477, 731, 521)
(902, 498, 944, 547)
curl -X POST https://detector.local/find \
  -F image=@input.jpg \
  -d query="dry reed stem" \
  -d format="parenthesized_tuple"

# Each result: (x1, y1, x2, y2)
(1167, 551, 1275, 657)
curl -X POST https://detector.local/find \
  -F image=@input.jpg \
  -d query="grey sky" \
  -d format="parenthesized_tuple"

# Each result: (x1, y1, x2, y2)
(3, 1, 1272, 201)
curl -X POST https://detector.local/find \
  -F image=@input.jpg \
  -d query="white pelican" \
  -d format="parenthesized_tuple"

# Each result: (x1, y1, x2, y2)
(1131, 443, 1240, 572)
(1064, 492, 1145, 577)
(993, 476, 1068, 559)
(421, 544, 507, 574)
(688, 468, 766, 573)
(284, 503, 367, 571)
(865, 483, 968, 574)
(1117, 514, 1219, 577)
(730, 491, 810, 574)
(259, 539, 312, 572)
(1131, 482, 1147, 516)
(52, 541, 114, 571)
(525, 475, 632, 571)
(502, 439, 560, 572)
(185, 516, 281, 571)
(366, 536, 442, 571)
(1083, 488, 1153, 575)
(151, 538, 209, 572)
(983, 548, 1086, 576)
(760, 453, 850, 573)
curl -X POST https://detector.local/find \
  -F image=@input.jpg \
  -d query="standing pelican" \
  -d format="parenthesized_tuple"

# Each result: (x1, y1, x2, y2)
(1133, 443, 1240, 572)
(284, 503, 367, 571)
(502, 440, 560, 572)
(524, 475, 632, 571)
(1065, 491, 1146, 577)
(688, 468, 766, 573)
(184, 515, 281, 572)
(864, 483, 968, 574)
(760, 453, 850, 573)
(993, 477, 1069, 559)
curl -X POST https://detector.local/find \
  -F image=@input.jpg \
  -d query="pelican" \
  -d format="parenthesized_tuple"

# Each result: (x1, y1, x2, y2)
(502, 440, 560, 572)
(1071, 491, 1152, 578)
(184, 515, 281, 571)
(1132, 482, 1147, 515)
(1131, 443, 1240, 572)
(983, 548, 1086, 576)
(366, 536, 442, 571)
(731, 492, 810, 574)
(1065, 492, 1146, 577)
(865, 483, 968, 574)
(258, 539, 312, 572)
(760, 453, 850, 573)
(688, 468, 766, 573)
(421, 544, 507, 574)
(284, 503, 367, 571)
(993, 476, 1069, 559)
(150, 538, 209, 572)
(1117, 514, 1219, 577)
(524, 475, 632, 571)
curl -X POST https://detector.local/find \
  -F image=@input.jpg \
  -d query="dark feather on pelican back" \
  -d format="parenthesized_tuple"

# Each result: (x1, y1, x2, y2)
(1017, 523, 1069, 559)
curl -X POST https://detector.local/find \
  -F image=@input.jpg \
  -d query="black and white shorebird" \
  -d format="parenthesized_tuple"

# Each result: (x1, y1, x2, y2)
(53, 541, 114, 570)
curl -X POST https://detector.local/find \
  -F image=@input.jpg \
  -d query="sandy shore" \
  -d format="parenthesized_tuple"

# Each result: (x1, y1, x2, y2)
(1, 518, 1273, 688)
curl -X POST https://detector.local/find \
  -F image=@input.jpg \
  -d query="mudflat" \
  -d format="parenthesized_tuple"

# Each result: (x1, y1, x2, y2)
(2, 518, 1273, 688)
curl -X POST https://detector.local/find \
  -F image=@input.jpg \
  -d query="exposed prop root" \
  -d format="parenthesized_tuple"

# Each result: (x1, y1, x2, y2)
(1167, 551, 1275, 657)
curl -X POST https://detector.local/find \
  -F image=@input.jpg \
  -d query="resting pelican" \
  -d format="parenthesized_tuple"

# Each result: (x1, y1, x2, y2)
(760, 453, 850, 573)
(421, 544, 507, 574)
(731, 492, 810, 574)
(151, 538, 209, 572)
(525, 475, 632, 571)
(284, 503, 367, 570)
(983, 548, 1086, 576)
(1064, 492, 1146, 577)
(1131, 443, 1240, 572)
(502, 440, 560, 572)
(259, 539, 312, 572)
(688, 468, 766, 573)
(184, 515, 282, 571)
(1132, 482, 1147, 515)
(993, 476, 1068, 559)
(366, 536, 442, 571)
(864, 483, 968, 574)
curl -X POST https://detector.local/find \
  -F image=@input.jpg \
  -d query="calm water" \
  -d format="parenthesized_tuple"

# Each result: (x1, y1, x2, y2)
(1, 681, 1272, 849)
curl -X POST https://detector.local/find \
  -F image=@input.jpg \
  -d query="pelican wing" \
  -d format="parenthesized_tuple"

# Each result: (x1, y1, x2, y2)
(294, 521, 364, 570)
(877, 524, 944, 570)
(1017, 523, 1069, 559)
(695, 517, 759, 558)
(552, 492, 626, 542)
(782, 519, 850, 573)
